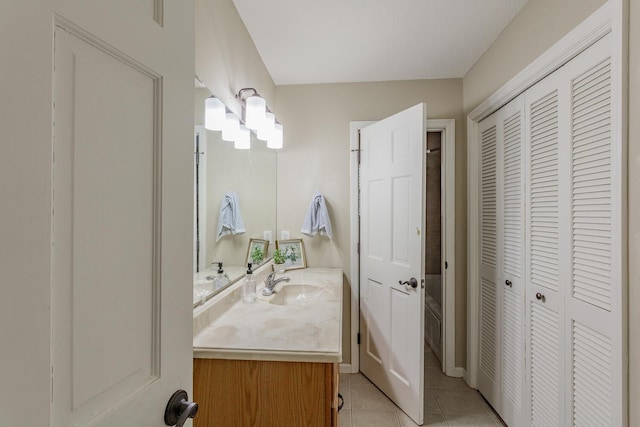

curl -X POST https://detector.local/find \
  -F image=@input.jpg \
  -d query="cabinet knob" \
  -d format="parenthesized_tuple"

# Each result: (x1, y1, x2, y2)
(505, 280, 512, 287)
(535, 292, 545, 301)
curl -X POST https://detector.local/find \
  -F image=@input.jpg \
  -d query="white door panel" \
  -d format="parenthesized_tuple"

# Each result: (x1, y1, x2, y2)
(477, 112, 500, 406)
(499, 96, 526, 426)
(564, 34, 620, 427)
(477, 97, 528, 425)
(524, 60, 567, 427)
(40, 1, 193, 426)
(360, 104, 426, 425)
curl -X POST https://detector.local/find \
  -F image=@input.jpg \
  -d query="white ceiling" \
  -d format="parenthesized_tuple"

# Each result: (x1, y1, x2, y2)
(232, 0, 529, 85)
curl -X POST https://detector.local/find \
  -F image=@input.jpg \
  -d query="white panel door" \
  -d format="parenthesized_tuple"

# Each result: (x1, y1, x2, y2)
(360, 104, 426, 425)
(49, 2, 193, 427)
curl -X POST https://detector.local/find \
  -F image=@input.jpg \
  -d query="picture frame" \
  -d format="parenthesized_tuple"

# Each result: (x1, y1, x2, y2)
(275, 239, 306, 270)
(246, 238, 269, 267)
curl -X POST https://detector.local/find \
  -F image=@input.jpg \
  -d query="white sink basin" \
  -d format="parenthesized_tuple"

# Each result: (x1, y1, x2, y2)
(269, 284, 329, 306)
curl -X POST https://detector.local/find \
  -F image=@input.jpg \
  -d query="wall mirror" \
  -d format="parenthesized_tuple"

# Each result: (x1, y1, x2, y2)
(193, 86, 277, 306)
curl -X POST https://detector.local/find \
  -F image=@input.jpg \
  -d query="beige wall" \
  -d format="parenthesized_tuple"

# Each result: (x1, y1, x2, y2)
(275, 80, 466, 365)
(195, 0, 275, 116)
(629, 0, 638, 424)
(463, 0, 607, 113)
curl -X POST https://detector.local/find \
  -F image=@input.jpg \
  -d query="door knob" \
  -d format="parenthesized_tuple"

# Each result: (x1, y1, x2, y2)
(535, 292, 545, 301)
(399, 277, 418, 289)
(164, 390, 198, 427)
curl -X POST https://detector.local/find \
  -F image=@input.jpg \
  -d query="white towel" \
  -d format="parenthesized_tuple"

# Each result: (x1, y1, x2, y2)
(216, 191, 246, 241)
(301, 191, 333, 240)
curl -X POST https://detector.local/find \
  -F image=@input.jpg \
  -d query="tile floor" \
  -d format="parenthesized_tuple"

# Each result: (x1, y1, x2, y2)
(338, 348, 505, 427)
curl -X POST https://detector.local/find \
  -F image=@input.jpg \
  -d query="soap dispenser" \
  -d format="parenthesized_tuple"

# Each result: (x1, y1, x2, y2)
(213, 262, 229, 291)
(242, 263, 256, 303)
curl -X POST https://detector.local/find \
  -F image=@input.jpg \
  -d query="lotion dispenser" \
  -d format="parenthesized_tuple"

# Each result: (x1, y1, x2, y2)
(213, 262, 229, 290)
(243, 263, 256, 303)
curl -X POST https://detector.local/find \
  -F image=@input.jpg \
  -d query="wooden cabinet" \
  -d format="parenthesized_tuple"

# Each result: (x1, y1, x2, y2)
(194, 358, 339, 427)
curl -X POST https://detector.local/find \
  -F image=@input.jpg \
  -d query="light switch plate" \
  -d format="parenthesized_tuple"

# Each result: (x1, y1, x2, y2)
(264, 230, 273, 244)
(281, 230, 290, 239)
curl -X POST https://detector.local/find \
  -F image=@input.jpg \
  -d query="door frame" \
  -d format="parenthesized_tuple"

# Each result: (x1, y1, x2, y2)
(194, 125, 208, 273)
(466, 1, 624, 389)
(349, 118, 457, 376)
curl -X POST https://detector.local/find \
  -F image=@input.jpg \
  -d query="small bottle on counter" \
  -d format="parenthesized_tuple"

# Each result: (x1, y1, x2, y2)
(243, 263, 256, 303)
(213, 262, 229, 290)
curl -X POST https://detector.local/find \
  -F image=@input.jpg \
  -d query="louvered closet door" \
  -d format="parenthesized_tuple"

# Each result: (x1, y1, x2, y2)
(524, 67, 568, 427)
(499, 95, 526, 427)
(477, 96, 526, 426)
(477, 112, 501, 407)
(562, 33, 622, 427)
(524, 32, 622, 427)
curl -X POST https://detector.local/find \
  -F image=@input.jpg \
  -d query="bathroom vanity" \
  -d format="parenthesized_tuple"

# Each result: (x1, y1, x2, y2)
(193, 267, 343, 427)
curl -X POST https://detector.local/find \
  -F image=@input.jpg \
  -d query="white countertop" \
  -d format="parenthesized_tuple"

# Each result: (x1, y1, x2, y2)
(193, 267, 343, 363)
(193, 265, 246, 307)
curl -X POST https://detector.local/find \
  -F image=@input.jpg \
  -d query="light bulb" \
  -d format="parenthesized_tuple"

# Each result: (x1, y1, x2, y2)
(257, 112, 275, 141)
(222, 113, 239, 142)
(204, 97, 225, 131)
(267, 123, 283, 149)
(234, 125, 251, 150)
(245, 95, 266, 130)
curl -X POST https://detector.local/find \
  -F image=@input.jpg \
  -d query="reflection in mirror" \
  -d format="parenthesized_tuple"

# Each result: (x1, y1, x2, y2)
(193, 86, 277, 306)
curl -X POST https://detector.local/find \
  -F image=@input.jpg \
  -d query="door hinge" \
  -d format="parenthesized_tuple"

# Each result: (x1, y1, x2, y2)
(351, 148, 361, 164)
(357, 242, 360, 254)
(445, 261, 448, 270)
(357, 332, 361, 345)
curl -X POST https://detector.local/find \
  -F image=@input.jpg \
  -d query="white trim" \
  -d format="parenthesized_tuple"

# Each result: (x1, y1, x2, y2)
(340, 364, 353, 374)
(466, 1, 614, 389)
(449, 367, 467, 381)
(425, 119, 457, 377)
(194, 125, 208, 273)
(350, 119, 457, 376)
(612, 0, 629, 424)
(349, 121, 373, 374)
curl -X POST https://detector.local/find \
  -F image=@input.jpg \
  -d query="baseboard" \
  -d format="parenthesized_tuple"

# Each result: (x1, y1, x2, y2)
(445, 366, 466, 379)
(461, 368, 474, 389)
(340, 363, 355, 374)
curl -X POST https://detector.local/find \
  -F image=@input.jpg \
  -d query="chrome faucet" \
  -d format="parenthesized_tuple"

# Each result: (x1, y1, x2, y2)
(262, 271, 290, 296)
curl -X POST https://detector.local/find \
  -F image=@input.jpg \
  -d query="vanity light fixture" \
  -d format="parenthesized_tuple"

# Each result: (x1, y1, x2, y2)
(236, 88, 284, 149)
(204, 96, 225, 131)
(203, 88, 283, 149)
